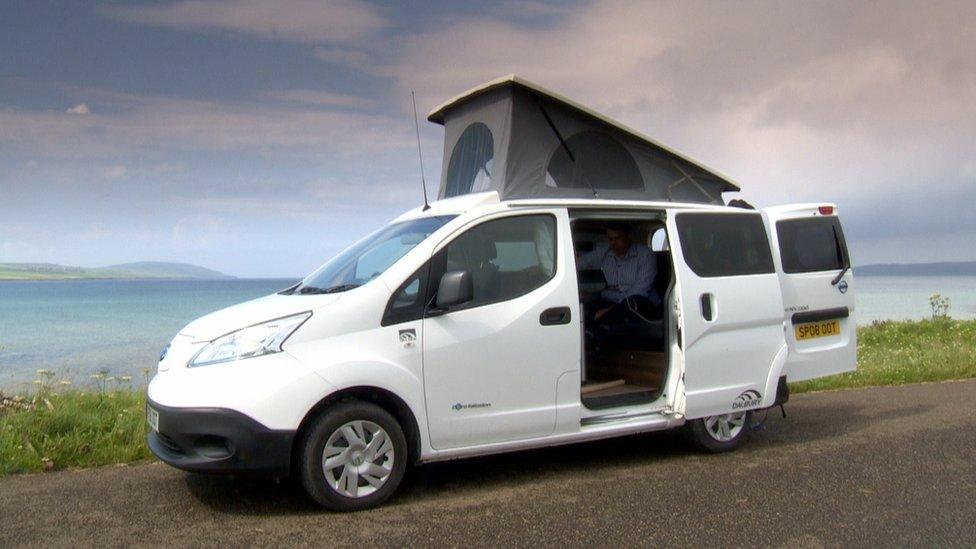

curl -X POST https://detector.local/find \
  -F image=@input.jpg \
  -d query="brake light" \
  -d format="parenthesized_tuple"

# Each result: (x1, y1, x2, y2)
(818, 206, 834, 215)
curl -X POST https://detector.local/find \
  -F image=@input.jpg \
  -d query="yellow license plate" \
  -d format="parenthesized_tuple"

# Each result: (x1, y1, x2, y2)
(795, 319, 841, 340)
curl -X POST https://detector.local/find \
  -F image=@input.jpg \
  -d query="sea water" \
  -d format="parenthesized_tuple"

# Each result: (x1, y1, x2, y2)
(854, 276, 976, 323)
(1, 276, 974, 391)
(0, 279, 295, 390)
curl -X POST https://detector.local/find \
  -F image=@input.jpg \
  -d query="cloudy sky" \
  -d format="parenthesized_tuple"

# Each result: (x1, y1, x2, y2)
(2, 0, 973, 277)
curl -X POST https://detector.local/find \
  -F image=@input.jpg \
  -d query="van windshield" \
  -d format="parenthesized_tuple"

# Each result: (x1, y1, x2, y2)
(292, 216, 455, 294)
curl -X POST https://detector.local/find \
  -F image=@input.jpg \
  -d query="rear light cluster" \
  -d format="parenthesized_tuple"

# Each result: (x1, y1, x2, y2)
(818, 206, 834, 215)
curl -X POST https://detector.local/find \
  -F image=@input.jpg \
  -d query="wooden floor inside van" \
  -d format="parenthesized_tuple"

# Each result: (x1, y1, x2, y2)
(582, 350, 667, 409)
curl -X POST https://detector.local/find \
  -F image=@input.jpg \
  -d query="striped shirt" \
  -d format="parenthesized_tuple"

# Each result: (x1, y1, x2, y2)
(578, 243, 656, 303)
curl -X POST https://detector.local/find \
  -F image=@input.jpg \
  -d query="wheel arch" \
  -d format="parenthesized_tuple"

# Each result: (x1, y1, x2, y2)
(290, 385, 423, 474)
(761, 342, 790, 408)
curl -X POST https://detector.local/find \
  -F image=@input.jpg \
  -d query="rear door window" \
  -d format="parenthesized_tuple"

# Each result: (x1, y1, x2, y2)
(776, 217, 849, 273)
(675, 213, 774, 277)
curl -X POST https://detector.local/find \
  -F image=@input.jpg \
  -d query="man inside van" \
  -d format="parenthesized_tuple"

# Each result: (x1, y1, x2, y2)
(577, 223, 658, 339)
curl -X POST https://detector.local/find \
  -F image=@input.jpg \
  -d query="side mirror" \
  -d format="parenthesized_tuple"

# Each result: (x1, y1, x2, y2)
(435, 270, 474, 309)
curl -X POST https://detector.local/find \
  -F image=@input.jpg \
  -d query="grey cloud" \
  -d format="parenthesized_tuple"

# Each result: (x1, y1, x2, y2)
(102, 0, 388, 45)
(378, 1, 975, 163)
(841, 181, 976, 240)
(312, 47, 373, 68)
(0, 92, 414, 161)
(258, 89, 374, 109)
(7, 0, 975, 273)
(369, 0, 975, 263)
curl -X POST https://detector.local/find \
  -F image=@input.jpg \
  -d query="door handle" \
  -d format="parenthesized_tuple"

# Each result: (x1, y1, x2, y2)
(540, 306, 571, 326)
(700, 293, 714, 321)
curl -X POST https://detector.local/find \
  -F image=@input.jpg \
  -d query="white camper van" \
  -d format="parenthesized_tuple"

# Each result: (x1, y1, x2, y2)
(147, 77, 855, 511)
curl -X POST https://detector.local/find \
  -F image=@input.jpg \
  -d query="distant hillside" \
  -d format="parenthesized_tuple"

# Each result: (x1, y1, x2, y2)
(0, 262, 232, 281)
(857, 261, 976, 276)
(104, 262, 232, 279)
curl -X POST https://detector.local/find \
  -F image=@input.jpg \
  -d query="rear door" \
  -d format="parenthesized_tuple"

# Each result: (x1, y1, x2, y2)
(764, 204, 856, 381)
(668, 210, 786, 419)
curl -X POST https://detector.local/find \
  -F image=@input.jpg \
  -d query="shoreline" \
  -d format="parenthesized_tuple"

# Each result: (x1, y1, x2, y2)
(1, 315, 973, 390)
(2, 318, 974, 475)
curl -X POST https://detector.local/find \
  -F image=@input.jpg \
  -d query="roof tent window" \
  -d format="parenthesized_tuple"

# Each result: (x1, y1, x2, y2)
(444, 122, 494, 198)
(545, 130, 643, 190)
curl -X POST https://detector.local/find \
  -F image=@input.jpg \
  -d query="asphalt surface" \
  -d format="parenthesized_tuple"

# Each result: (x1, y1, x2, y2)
(1, 380, 975, 548)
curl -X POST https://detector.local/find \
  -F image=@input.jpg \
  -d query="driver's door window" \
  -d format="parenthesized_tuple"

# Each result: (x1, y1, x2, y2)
(383, 214, 557, 325)
(435, 214, 557, 310)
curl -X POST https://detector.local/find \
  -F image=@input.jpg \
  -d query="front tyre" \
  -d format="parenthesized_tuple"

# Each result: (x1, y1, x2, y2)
(299, 400, 407, 512)
(682, 411, 751, 453)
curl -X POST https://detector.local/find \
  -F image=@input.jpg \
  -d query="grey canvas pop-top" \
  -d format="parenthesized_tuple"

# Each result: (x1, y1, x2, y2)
(428, 75, 740, 204)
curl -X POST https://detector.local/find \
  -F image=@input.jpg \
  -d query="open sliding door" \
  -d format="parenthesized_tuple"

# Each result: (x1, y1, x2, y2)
(667, 211, 787, 419)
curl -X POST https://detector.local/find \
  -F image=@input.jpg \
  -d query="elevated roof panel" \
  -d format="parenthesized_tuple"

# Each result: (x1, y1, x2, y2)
(428, 75, 740, 192)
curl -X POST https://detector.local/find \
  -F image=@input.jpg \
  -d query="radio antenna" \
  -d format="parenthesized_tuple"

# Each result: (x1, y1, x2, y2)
(411, 90, 431, 211)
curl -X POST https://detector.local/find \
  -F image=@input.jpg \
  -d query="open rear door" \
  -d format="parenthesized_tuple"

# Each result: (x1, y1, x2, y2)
(764, 204, 856, 381)
(668, 210, 786, 419)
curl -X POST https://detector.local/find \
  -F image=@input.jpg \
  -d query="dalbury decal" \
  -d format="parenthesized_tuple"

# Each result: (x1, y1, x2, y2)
(398, 329, 417, 348)
(732, 390, 762, 410)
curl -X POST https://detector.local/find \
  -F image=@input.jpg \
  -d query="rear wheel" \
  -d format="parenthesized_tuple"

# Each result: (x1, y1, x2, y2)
(682, 411, 751, 453)
(299, 400, 407, 512)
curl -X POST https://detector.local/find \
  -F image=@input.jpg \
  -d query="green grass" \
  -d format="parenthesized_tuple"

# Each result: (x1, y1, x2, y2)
(0, 262, 230, 281)
(0, 390, 151, 475)
(0, 263, 136, 281)
(791, 318, 976, 393)
(1, 319, 974, 476)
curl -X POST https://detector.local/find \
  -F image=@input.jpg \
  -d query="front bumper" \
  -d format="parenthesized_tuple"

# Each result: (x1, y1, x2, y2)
(146, 399, 294, 475)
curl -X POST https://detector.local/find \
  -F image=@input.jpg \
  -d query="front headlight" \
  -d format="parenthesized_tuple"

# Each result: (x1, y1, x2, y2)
(189, 312, 311, 368)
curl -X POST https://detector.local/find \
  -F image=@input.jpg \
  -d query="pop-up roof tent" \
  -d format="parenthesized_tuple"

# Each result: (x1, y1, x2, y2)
(428, 75, 740, 204)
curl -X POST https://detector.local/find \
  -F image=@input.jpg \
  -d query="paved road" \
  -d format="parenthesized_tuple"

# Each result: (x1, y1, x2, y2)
(2, 380, 975, 548)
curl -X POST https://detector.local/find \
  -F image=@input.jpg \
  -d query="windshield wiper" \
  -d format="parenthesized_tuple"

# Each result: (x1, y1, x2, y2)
(831, 266, 849, 286)
(298, 284, 361, 294)
(830, 225, 849, 286)
(278, 282, 301, 295)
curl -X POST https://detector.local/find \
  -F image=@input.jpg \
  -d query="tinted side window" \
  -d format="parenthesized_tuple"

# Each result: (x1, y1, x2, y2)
(434, 215, 557, 310)
(675, 213, 774, 277)
(777, 217, 849, 273)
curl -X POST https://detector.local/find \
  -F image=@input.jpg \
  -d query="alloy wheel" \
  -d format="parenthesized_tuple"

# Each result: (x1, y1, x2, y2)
(703, 412, 747, 442)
